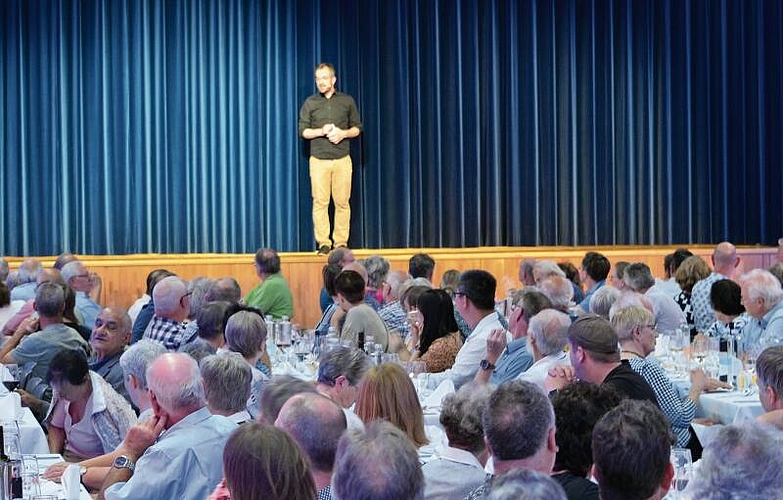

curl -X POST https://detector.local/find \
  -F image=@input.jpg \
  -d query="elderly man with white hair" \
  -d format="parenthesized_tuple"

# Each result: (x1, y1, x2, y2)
(623, 262, 685, 335)
(516, 309, 571, 389)
(61, 260, 103, 329)
(538, 276, 574, 314)
(739, 268, 783, 347)
(9, 258, 42, 302)
(100, 353, 236, 500)
(142, 276, 190, 350)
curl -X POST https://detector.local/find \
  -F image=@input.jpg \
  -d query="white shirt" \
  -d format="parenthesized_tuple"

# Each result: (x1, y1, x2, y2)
(516, 351, 570, 389)
(427, 313, 508, 389)
(646, 288, 686, 335)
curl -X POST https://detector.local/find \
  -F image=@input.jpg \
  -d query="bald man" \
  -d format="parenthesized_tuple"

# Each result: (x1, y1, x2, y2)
(142, 276, 190, 350)
(691, 242, 740, 332)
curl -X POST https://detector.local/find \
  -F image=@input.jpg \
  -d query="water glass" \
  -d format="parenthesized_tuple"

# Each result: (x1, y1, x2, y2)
(670, 448, 692, 497)
(2, 420, 21, 458)
(22, 455, 40, 499)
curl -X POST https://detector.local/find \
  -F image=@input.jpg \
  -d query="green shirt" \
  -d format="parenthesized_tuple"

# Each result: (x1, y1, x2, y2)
(244, 273, 294, 319)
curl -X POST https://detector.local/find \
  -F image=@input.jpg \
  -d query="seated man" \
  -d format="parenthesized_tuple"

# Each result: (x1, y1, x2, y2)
(200, 352, 253, 424)
(90, 308, 132, 401)
(332, 270, 389, 351)
(466, 380, 558, 499)
(739, 268, 783, 347)
(756, 345, 783, 429)
(578, 252, 610, 313)
(62, 260, 103, 330)
(474, 289, 552, 386)
(100, 353, 237, 500)
(623, 262, 686, 335)
(316, 346, 370, 430)
(592, 400, 674, 500)
(516, 309, 571, 388)
(142, 276, 190, 350)
(244, 248, 294, 319)
(331, 420, 424, 500)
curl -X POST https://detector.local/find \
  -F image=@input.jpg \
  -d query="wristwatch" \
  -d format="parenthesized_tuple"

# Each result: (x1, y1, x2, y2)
(479, 359, 496, 371)
(113, 455, 136, 472)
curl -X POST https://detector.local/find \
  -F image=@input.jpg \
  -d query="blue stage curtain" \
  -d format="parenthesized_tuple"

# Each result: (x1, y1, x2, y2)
(1, 0, 781, 255)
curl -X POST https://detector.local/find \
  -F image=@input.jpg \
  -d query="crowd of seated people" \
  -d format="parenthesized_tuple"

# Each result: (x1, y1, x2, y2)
(1, 243, 783, 500)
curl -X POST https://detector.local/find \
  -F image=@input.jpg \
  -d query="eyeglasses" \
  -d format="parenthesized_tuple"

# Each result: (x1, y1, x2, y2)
(180, 291, 193, 303)
(453, 291, 467, 298)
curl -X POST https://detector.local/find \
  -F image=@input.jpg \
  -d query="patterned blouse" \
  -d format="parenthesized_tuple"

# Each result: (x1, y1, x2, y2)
(419, 332, 462, 373)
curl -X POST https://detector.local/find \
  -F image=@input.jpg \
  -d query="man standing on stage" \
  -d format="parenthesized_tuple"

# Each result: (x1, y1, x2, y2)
(299, 63, 362, 255)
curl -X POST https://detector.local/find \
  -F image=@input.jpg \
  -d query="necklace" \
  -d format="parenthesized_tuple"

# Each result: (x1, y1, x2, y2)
(621, 350, 643, 358)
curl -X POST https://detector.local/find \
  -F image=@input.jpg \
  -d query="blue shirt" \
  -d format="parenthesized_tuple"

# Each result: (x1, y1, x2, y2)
(489, 337, 534, 385)
(131, 301, 155, 344)
(104, 407, 236, 500)
(579, 280, 605, 312)
(10, 282, 37, 302)
(745, 301, 783, 348)
(75, 291, 102, 330)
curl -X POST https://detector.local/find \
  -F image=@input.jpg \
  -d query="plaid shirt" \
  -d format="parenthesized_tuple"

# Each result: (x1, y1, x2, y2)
(378, 301, 410, 341)
(144, 316, 188, 350)
(317, 485, 333, 500)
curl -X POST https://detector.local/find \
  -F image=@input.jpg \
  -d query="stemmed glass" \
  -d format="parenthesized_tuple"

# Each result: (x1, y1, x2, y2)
(670, 448, 692, 498)
(406, 360, 428, 399)
(2, 364, 20, 392)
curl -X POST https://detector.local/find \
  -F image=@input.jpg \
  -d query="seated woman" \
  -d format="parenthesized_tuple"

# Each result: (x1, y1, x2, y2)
(354, 363, 429, 451)
(211, 422, 316, 500)
(223, 309, 269, 419)
(407, 289, 462, 372)
(612, 306, 728, 449)
(45, 349, 136, 462)
(706, 279, 750, 352)
(674, 256, 711, 339)
(422, 382, 492, 500)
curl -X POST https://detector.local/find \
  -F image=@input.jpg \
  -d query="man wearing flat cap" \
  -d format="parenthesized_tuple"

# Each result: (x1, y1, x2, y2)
(546, 315, 657, 404)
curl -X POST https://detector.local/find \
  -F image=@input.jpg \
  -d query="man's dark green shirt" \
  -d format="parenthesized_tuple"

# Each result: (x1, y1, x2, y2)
(298, 91, 362, 159)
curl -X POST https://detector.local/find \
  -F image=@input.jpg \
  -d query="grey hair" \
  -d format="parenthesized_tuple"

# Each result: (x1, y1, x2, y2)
(177, 338, 217, 363)
(485, 469, 568, 500)
(34, 282, 66, 317)
(200, 352, 252, 413)
(528, 309, 571, 356)
(0, 257, 9, 282)
(146, 353, 205, 411)
(363, 255, 391, 289)
(622, 263, 656, 293)
(332, 420, 424, 500)
(152, 276, 189, 315)
(204, 277, 242, 303)
(119, 339, 166, 391)
(686, 422, 783, 499)
(608, 292, 654, 320)
(385, 270, 411, 300)
(538, 276, 574, 310)
(756, 345, 783, 398)
(225, 310, 267, 359)
(533, 260, 566, 283)
(590, 286, 621, 319)
(60, 260, 85, 285)
(483, 380, 555, 461)
(259, 375, 317, 423)
(740, 268, 783, 309)
(439, 382, 494, 454)
(610, 306, 654, 342)
(187, 277, 214, 318)
(17, 259, 43, 283)
(317, 346, 370, 386)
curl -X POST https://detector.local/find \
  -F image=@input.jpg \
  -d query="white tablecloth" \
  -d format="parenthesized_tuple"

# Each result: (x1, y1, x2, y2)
(35, 454, 93, 500)
(20, 406, 50, 454)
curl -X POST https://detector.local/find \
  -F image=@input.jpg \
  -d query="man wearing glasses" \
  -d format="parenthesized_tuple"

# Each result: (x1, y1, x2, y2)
(62, 260, 103, 332)
(142, 276, 191, 351)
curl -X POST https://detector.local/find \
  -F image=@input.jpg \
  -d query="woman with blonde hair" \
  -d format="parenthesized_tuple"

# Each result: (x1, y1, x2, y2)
(354, 362, 428, 449)
(675, 256, 711, 338)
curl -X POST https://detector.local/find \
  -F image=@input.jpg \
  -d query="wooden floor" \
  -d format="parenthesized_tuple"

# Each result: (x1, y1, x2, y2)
(5, 245, 778, 329)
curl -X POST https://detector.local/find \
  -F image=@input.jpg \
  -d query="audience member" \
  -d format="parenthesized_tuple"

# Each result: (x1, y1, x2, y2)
(46, 349, 137, 461)
(9, 258, 42, 302)
(475, 289, 551, 385)
(674, 256, 711, 338)
(546, 315, 658, 404)
(465, 380, 557, 499)
(204, 277, 242, 303)
(257, 375, 317, 424)
(130, 269, 176, 343)
(54, 252, 79, 271)
(0, 257, 8, 283)
(186, 277, 214, 320)
(319, 248, 355, 312)
(314, 263, 343, 339)
(142, 276, 190, 350)
(127, 269, 170, 324)
(378, 269, 412, 341)
(63, 284, 94, 341)
(516, 309, 571, 388)
(739, 268, 783, 347)
(623, 262, 685, 335)
(316, 346, 370, 429)
(429, 270, 507, 389)
(484, 469, 567, 500)
(220, 422, 316, 500)
(578, 252, 610, 312)
(0, 281, 21, 333)
(533, 260, 581, 305)
(333, 269, 389, 351)
(363, 254, 390, 309)
(769, 262, 783, 287)
(62, 260, 103, 329)
(89, 308, 132, 401)
(538, 276, 574, 313)
(656, 248, 694, 297)
(245, 248, 294, 319)
(402, 288, 462, 372)
(100, 353, 236, 500)
(591, 400, 673, 500)
(558, 261, 585, 305)
(275, 392, 347, 499)
(200, 352, 253, 424)
(177, 338, 217, 362)
(589, 285, 620, 319)
(332, 420, 424, 500)
(609, 261, 629, 290)
(691, 242, 740, 332)
(439, 269, 461, 296)
(354, 363, 428, 449)
(612, 306, 727, 448)
(192, 301, 233, 350)
(223, 309, 269, 419)
(518, 259, 536, 287)
(410, 252, 436, 282)
(685, 422, 783, 500)
(755, 346, 783, 429)
(705, 279, 748, 351)
(422, 382, 492, 500)
(550, 382, 620, 500)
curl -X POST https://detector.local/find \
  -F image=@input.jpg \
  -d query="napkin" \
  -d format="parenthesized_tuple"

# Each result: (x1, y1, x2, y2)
(61, 464, 81, 500)
(423, 378, 455, 410)
(0, 391, 21, 420)
(691, 422, 723, 449)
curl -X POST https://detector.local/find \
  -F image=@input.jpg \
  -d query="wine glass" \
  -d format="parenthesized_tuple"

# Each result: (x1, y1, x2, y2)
(2, 420, 22, 459)
(2, 364, 20, 392)
(670, 448, 692, 498)
(407, 360, 428, 398)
